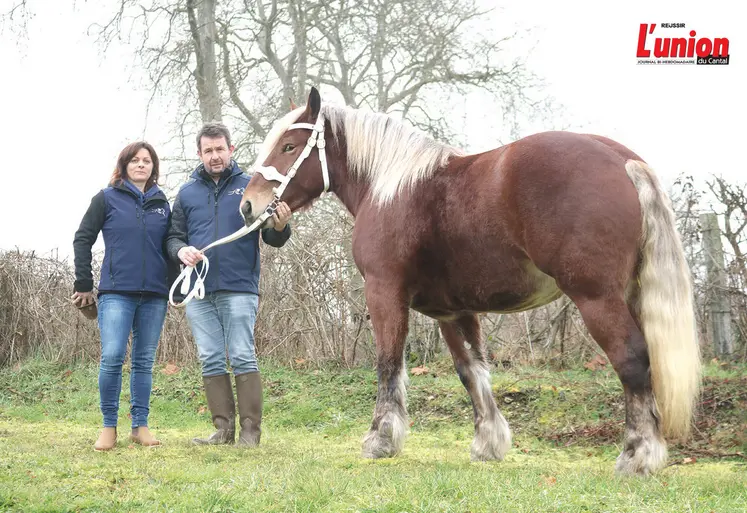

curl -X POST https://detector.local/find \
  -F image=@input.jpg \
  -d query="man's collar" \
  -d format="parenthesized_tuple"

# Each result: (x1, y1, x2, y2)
(197, 160, 238, 182)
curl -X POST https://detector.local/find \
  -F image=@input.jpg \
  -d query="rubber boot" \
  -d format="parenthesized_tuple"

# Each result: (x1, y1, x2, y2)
(192, 373, 235, 445)
(235, 372, 262, 446)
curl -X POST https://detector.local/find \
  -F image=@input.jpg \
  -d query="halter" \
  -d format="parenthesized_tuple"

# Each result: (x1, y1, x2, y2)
(169, 114, 329, 307)
(254, 115, 330, 197)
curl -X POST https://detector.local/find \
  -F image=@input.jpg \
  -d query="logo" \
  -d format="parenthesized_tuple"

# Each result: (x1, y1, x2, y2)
(636, 24, 730, 65)
(228, 187, 245, 196)
(149, 207, 166, 217)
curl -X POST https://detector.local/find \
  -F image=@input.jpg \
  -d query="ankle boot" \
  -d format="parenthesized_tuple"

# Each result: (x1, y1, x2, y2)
(130, 426, 162, 447)
(192, 373, 235, 445)
(94, 427, 117, 451)
(235, 372, 262, 446)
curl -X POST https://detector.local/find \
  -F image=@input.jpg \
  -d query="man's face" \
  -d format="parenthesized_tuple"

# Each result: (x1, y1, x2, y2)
(198, 136, 234, 175)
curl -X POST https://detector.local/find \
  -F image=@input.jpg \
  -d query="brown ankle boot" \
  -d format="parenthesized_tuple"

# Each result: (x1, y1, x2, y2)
(192, 373, 235, 445)
(130, 426, 162, 447)
(235, 372, 262, 446)
(94, 427, 117, 451)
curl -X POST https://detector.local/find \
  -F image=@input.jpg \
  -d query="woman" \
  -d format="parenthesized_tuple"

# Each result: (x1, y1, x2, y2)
(72, 141, 172, 451)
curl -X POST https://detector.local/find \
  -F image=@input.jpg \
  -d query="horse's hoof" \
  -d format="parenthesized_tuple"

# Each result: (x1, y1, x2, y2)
(470, 416, 512, 462)
(361, 434, 398, 459)
(614, 436, 667, 476)
(361, 415, 405, 458)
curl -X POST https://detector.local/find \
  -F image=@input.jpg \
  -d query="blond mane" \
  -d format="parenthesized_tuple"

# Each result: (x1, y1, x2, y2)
(322, 104, 464, 205)
(253, 103, 464, 205)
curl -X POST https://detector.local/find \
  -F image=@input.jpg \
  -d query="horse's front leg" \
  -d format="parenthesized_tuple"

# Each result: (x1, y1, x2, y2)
(361, 279, 410, 459)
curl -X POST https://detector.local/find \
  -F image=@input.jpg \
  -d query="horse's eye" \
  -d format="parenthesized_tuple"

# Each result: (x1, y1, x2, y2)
(282, 143, 295, 153)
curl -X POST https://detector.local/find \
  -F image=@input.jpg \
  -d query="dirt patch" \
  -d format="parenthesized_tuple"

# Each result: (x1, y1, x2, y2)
(546, 420, 623, 447)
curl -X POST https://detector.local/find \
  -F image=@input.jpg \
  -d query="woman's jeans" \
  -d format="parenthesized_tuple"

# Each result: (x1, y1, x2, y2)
(185, 292, 259, 377)
(97, 293, 168, 428)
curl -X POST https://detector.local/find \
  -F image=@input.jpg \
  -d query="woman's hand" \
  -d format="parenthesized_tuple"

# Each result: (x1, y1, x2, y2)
(71, 291, 94, 308)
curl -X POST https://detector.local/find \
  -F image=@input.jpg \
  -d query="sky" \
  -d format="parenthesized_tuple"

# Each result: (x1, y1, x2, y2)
(0, 0, 744, 261)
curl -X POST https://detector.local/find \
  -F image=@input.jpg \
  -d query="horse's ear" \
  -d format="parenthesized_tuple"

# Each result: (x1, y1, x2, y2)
(307, 86, 321, 118)
(289, 97, 297, 111)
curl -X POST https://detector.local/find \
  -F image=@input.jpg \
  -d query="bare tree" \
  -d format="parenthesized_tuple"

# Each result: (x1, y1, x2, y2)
(706, 176, 747, 289)
(189, 0, 222, 122)
(2, 0, 581, 367)
(76, 0, 561, 161)
(0, 0, 29, 37)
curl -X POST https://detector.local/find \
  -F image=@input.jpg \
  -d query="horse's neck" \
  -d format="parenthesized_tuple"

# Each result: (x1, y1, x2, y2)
(332, 176, 370, 218)
(327, 141, 370, 218)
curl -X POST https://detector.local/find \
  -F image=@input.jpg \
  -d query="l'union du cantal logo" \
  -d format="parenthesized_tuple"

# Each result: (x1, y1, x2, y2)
(637, 23, 730, 65)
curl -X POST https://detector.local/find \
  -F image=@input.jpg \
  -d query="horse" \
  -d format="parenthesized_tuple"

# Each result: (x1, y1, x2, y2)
(239, 87, 701, 476)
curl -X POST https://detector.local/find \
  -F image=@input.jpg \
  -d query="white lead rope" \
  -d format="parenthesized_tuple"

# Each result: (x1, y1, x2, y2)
(168, 209, 272, 308)
(168, 113, 330, 308)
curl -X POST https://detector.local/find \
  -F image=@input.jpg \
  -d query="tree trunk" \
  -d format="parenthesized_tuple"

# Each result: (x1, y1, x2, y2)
(188, 0, 222, 123)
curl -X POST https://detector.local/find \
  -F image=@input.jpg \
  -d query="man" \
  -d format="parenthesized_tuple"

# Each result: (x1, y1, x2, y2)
(167, 122, 292, 446)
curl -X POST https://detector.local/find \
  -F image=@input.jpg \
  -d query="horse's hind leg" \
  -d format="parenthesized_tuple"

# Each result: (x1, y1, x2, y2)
(569, 292, 667, 476)
(440, 315, 512, 461)
(361, 280, 410, 459)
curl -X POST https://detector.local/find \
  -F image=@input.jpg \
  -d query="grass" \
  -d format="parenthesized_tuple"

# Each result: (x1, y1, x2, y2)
(0, 357, 745, 512)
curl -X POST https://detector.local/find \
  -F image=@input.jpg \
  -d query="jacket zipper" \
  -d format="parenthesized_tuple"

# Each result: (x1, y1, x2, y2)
(214, 187, 219, 289)
(213, 174, 236, 291)
(111, 184, 142, 290)
(139, 202, 146, 291)
(199, 169, 237, 292)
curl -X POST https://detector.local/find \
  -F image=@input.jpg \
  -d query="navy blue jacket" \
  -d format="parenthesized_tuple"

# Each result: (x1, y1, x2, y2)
(73, 180, 174, 297)
(166, 160, 291, 295)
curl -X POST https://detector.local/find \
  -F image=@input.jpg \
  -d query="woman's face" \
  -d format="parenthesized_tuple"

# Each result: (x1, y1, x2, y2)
(127, 148, 154, 185)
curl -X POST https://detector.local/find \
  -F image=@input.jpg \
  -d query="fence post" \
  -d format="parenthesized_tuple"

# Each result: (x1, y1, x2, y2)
(699, 212, 734, 358)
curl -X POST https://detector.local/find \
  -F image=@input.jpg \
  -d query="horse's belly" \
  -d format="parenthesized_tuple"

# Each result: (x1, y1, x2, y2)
(409, 261, 563, 319)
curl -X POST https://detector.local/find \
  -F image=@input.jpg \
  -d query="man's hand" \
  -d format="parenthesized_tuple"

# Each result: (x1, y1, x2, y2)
(178, 246, 204, 267)
(71, 291, 94, 308)
(273, 201, 292, 231)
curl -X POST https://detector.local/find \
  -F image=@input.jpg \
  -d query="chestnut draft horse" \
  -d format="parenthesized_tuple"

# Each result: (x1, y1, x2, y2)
(240, 87, 701, 476)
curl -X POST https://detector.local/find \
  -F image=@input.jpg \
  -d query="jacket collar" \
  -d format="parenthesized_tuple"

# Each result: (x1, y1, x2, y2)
(191, 159, 243, 183)
(113, 180, 166, 202)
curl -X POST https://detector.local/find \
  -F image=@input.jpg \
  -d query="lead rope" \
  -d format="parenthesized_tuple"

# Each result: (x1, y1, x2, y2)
(168, 114, 329, 308)
(168, 201, 277, 308)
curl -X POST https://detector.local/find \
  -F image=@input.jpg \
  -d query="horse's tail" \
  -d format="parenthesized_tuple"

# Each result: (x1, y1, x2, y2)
(625, 159, 701, 440)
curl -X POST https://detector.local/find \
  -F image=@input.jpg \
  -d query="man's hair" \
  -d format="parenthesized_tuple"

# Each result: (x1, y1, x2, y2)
(109, 141, 160, 191)
(197, 122, 232, 151)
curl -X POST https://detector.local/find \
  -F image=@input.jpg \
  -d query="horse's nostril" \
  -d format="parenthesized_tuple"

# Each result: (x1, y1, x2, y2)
(241, 201, 252, 217)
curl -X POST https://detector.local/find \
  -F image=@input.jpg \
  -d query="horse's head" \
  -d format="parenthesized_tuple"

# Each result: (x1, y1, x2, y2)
(240, 87, 329, 229)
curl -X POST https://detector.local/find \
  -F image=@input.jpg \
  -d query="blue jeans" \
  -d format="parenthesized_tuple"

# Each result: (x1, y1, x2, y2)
(97, 293, 168, 428)
(185, 292, 259, 377)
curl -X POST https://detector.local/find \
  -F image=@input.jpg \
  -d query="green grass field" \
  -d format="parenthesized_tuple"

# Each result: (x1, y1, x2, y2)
(1, 358, 745, 512)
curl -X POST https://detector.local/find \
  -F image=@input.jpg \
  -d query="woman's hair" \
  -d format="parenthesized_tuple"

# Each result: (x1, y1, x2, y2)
(109, 141, 160, 190)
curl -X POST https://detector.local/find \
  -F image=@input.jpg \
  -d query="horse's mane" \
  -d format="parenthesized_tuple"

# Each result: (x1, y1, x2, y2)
(252, 102, 464, 205)
(322, 104, 464, 205)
